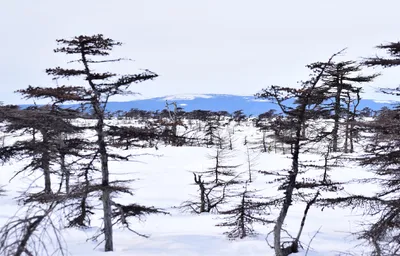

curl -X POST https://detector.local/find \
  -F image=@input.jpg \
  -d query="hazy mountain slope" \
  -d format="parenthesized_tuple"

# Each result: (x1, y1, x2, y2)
(106, 94, 395, 115)
(20, 94, 395, 115)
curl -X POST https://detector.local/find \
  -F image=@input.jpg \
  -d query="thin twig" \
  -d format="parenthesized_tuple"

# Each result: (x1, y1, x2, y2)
(305, 226, 322, 256)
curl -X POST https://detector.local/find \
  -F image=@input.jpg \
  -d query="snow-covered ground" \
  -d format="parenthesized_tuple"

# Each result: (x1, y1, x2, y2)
(0, 119, 376, 256)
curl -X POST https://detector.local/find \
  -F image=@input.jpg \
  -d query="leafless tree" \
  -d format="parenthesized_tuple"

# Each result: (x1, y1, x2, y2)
(180, 172, 232, 213)
(202, 147, 241, 185)
(217, 182, 273, 239)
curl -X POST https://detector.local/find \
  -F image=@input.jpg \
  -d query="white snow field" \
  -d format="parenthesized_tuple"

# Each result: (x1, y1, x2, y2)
(0, 119, 376, 256)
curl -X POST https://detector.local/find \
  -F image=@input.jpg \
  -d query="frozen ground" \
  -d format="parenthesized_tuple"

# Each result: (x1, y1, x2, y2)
(0, 120, 375, 255)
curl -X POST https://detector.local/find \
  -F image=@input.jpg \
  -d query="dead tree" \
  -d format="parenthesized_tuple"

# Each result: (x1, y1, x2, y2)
(0, 201, 65, 256)
(245, 145, 259, 182)
(180, 172, 231, 213)
(217, 183, 273, 239)
(202, 147, 241, 185)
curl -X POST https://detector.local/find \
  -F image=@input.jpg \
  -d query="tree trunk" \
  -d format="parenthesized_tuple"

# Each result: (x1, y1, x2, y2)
(343, 92, 351, 153)
(97, 122, 113, 251)
(96, 118, 113, 251)
(274, 120, 302, 256)
(349, 123, 354, 153)
(70, 164, 90, 227)
(15, 216, 45, 256)
(293, 192, 319, 247)
(214, 149, 220, 184)
(239, 193, 246, 239)
(332, 80, 343, 152)
(60, 153, 69, 194)
(247, 147, 252, 182)
(262, 130, 267, 153)
(349, 90, 361, 153)
(41, 131, 52, 194)
(200, 186, 205, 213)
(301, 121, 306, 139)
(194, 173, 206, 213)
(82, 49, 114, 252)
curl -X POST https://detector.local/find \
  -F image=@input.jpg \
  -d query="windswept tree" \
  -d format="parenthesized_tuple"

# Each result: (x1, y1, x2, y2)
(256, 50, 344, 256)
(0, 103, 84, 255)
(364, 42, 400, 68)
(322, 106, 400, 255)
(325, 41, 400, 255)
(307, 60, 378, 152)
(17, 34, 159, 252)
(0, 105, 82, 196)
(361, 42, 400, 254)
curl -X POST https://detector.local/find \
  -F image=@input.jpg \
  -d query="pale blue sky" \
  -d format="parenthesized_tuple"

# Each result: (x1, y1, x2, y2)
(1, 0, 400, 104)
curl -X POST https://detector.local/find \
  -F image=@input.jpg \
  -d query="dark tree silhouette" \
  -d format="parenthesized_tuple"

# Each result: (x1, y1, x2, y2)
(0, 105, 82, 196)
(364, 42, 400, 68)
(307, 60, 377, 152)
(256, 50, 344, 256)
(232, 110, 246, 125)
(322, 42, 400, 255)
(15, 34, 158, 252)
(204, 117, 221, 147)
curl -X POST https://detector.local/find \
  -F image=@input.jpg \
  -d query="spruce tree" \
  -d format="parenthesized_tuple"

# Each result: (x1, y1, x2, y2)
(18, 34, 158, 252)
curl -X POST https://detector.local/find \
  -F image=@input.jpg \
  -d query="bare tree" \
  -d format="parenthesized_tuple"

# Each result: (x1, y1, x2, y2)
(202, 147, 241, 185)
(0, 201, 65, 256)
(217, 182, 273, 239)
(245, 145, 259, 182)
(180, 172, 231, 213)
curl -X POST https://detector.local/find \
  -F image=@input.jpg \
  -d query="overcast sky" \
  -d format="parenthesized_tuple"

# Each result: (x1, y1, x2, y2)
(1, 0, 400, 104)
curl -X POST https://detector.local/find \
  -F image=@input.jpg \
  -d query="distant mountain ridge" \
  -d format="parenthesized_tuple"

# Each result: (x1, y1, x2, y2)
(20, 94, 397, 116)
(104, 94, 396, 116)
